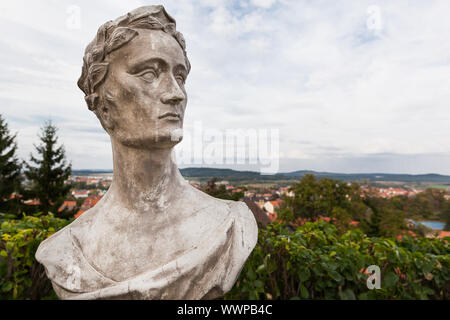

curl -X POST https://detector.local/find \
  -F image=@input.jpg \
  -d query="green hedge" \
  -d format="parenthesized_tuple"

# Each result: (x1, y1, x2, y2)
(225, 221, 450, 300)
(1, 214, 449, 300)
(0, 213, 70, 299)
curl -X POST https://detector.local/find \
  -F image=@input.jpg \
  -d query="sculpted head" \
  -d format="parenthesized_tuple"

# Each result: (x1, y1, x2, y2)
(78, 5, 190, 149)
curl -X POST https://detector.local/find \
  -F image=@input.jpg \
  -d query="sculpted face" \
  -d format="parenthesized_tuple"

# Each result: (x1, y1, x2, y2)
(99, 29, 188, 149)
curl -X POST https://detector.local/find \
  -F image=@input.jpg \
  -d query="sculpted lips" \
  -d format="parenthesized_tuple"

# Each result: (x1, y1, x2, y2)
(158, 112, 180, 120)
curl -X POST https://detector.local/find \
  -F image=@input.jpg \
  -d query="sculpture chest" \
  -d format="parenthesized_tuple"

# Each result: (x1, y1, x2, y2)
(70, 200, 230, 282)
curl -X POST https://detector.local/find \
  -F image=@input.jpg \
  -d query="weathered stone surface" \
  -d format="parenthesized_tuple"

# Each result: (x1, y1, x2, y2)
(35, 5, 258, 300)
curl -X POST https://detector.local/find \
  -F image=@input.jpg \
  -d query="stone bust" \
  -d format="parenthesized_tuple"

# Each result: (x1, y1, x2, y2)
(35, 5, 258, 300)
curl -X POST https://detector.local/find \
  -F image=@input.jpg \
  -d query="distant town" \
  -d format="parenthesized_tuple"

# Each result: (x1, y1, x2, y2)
(31, 168, 449, 240)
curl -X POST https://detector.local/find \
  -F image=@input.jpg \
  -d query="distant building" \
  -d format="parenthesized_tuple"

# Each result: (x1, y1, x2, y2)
(244, 191, 255, 198)
(439, 231, 450, 239)
(263, 200, 283, 215)
(74, 210, 86, 219)
(74, 195, 103, 219)
(263, 200, 284, 221)
(72, 190, 90, 198)
(24, 199, 40, 206)
(262, 193, 273, 200)
(396, 230, 417, 240)
(58, 201, 77, 212)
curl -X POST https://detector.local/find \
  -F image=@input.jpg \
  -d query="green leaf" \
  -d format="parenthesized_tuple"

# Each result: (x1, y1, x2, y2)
(383, 271, 399, 288)
(267, 259, 278, 274)
(300, 285, 310, 299)
(298, 268, 311, 282)
(358, 292, 370, 300)
(5, 242, 14, 251)
(329, 270, 343, 283)
(1, 281, 13, 293)
(286, 261, 292, 271)
(256, 264, 265, 273)
(422, 262, 433, 274)
(339, 288, 356, 300)
(249, 290, 259, 300)
(247, 269, 257, 281)
(312, 265, 324, 276)
(254, 280, 264, 288)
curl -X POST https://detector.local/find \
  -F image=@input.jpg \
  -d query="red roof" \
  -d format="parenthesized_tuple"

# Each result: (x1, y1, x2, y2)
(397, 230, 417, 240)
(79, 195, 102, 211)
(267, 211, 277, 222)
(73, 190, 89, 195)
(74, 210, 86, 219)
(58, 200, 77, 212)
(24, 199, 40, 205)
(439, 231, 450, 239)
(269, 200, 283, 207)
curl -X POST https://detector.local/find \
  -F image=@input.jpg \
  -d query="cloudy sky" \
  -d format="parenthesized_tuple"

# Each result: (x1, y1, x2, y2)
(1, 0, 449, 174)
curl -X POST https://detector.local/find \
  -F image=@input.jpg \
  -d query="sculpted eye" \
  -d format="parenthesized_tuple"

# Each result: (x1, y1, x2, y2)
(175, 74, 186, 86)
(138, 69, 157, 82)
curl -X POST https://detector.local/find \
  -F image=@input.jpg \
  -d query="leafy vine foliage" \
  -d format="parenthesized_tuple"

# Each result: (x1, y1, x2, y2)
(0, 213, 70, 299)
(225, 221, 450, 300)
(1, 216, 449, 299)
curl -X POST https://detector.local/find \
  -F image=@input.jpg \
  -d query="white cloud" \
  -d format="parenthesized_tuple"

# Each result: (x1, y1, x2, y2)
(1, 0, 450, 174)
(250, 0, 277, 9)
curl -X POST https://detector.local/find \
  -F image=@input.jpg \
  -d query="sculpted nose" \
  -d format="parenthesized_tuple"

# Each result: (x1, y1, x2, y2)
(160, 78, 185, 105)
(161, 94, 183, 105)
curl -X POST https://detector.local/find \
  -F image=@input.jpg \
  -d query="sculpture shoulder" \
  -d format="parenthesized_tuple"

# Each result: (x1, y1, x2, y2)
(35, 222, 72, 264)
(35, 208, 98, 275)
(227, 200, 258, 255)
(188, 185, 257, 221)
(35, 215, 117, 294)
(187, 185, 258, 251)
(35, 224, 77, 289)
(35, 207, 94, 259)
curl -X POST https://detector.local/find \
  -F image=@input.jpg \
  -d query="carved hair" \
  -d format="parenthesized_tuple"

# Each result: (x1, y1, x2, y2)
(77, 5, 190, 111)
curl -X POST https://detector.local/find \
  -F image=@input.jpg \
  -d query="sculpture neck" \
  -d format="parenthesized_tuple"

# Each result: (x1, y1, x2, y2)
(108, 138, 185, 211)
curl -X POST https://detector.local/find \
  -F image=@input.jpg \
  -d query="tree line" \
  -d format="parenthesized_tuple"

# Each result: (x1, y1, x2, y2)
(0, 115, 72, 218)
(278, 174, 450, 236)
(204, 173, 450, 237)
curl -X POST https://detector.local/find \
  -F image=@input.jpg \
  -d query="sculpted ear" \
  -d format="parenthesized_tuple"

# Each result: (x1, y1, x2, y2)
(98, 103, 114, 132)
(84, 93, 99, 111)
(95, 92, 115, 133)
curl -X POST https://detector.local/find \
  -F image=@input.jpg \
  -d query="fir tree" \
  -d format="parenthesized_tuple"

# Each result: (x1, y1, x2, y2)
(24, 121, 72, 215)
(0, 114, 22, 214)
